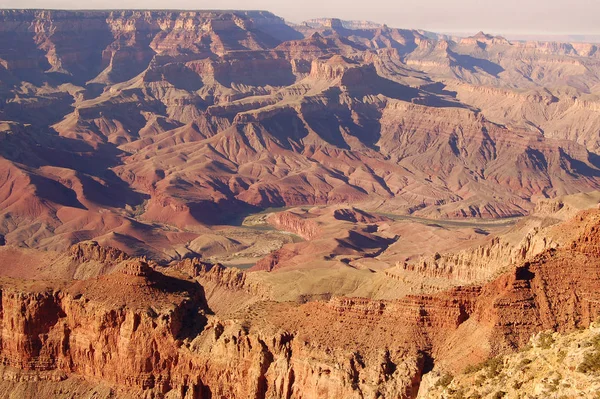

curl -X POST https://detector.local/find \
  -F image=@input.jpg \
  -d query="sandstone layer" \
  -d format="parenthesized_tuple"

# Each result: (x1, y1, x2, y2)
(0, 208, 598, 397)
(1, 9, 600, 398)
(0, 10, 600, 259)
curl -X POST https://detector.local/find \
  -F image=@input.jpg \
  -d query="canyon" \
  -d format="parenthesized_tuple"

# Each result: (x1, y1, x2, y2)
(0, 8, 600, 398)
(1, 200, 600, 398)
(1, 10, 600, 260)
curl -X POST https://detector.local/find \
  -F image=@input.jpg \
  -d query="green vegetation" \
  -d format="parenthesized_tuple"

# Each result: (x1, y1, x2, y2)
(485, 357, 504, 378)
(435, 373, 454, 388)
(518, 357, 532, 369)
(537, 331, 555, 349)
(577, 334, 600, 374)
(464, 356, 503, 377)
(130, 200, 148, 218)
(578, 348, 600, 374)
(448, 388, 466, 399)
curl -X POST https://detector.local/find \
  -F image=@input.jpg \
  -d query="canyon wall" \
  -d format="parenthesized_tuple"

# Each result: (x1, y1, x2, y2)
(1, 209, 600, 397)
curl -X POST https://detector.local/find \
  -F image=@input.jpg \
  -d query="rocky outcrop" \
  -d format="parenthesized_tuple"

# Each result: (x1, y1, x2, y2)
(1, 209, 600, 397)
(309, 55, 361, 80)
(251, 247, 299, 272)
(2, 10, 600, 256)
(401, 199, 600, 282)
(0, 261, 427, 399)
(174, 258, 268, 296)
(0, 261, 208, 394)
(401, 231, 556, 282)
(68, 241, 130, 265)
(420, 323, 600, 398)
(266, 211, 321, 240)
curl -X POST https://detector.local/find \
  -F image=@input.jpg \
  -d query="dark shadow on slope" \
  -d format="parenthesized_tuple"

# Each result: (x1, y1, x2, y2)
(336, 230, 393, 251)
(213, 58, 296, 88)
(303, 111, 351, 150)
(143, 63, 204, 91)
(210, 23, 281, 52)
(347, 75, 420, 102)
(259, 109, 309, 149)
(193, 383, 213, 399)
(189, 199, 262, 226)
(42, 27, 116, 85)
(0, 64, 24, 88)
(450, 51, 505, 77)
(343, 65, 467, 109)
(560, 148, 600, 178)
(254, 22, 304, 42)
(0, 21, 115, 86)
(0, 30, 54, 86)
(301, 85, 384, 151)
(148, 268, 205, 297)
(0, 124, 146, 208)
(524, 148, 549, 172)
(2, 93, 76, 127)
(330, 33, 369, 51)
(74, 92, 168, 143)
(166, 65, 205, 91)
(82, 83, 108, 99)
(29, 174, 87, 210)
(587, 152, 600, 172)
(342, 109, 382, 150)
(318, 106, 382, 151)
(98, 30, 157, 84)
(515, 263, 535, 281)
(146, 269, 210, 339)
(79, 171, 148, 209)
(420, 82, 459, 98)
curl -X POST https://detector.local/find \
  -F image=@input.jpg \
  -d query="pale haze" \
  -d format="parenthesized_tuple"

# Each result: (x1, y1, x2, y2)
(0, 0, 597, 35)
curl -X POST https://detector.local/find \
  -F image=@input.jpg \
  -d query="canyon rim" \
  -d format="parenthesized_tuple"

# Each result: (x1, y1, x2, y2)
(0, 7, 599, 399)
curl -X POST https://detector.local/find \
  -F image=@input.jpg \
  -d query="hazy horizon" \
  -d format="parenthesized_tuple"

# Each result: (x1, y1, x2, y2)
(0, 0, 597, 36)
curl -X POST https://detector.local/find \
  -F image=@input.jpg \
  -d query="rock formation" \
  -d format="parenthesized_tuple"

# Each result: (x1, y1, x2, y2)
(1, 9, 600, 398)
(0, 207, 598, 397)
(419, 323, 600, 398)
(0, 10, 600, 258)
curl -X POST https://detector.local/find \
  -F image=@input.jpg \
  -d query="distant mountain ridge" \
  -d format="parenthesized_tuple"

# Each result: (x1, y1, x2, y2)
(0, 9, 600, 260)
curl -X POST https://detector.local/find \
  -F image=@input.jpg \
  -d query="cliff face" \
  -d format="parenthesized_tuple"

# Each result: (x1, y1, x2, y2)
(1, 10, 600, 257)
(419, 323, 600, 399)
(0, 266, 205, 395)
(266, 211, 321, 240)
(0, 262, 427, 399)
(0, 10, 288, 80)
(401, 232, 554, 282)
(2, 10, 600, 397)
(401, 196, 600, 283)
(0, 210, 600, 398)
(0, 270, 464, 398)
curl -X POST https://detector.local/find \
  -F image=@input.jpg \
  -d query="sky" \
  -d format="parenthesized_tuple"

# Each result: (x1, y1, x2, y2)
(0, 0, 597, 36)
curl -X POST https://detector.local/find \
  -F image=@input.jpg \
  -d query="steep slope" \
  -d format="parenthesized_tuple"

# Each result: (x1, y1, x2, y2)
(0, 207, 599, 397)
(2, 10, 600, 258)
(4, 9, 600, 399)
(399, 191, 600, 282)
(419, 324, 600, 398)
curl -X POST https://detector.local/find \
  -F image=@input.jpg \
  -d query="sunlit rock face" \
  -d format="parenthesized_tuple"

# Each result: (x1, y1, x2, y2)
(1, 9, 600, 397)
